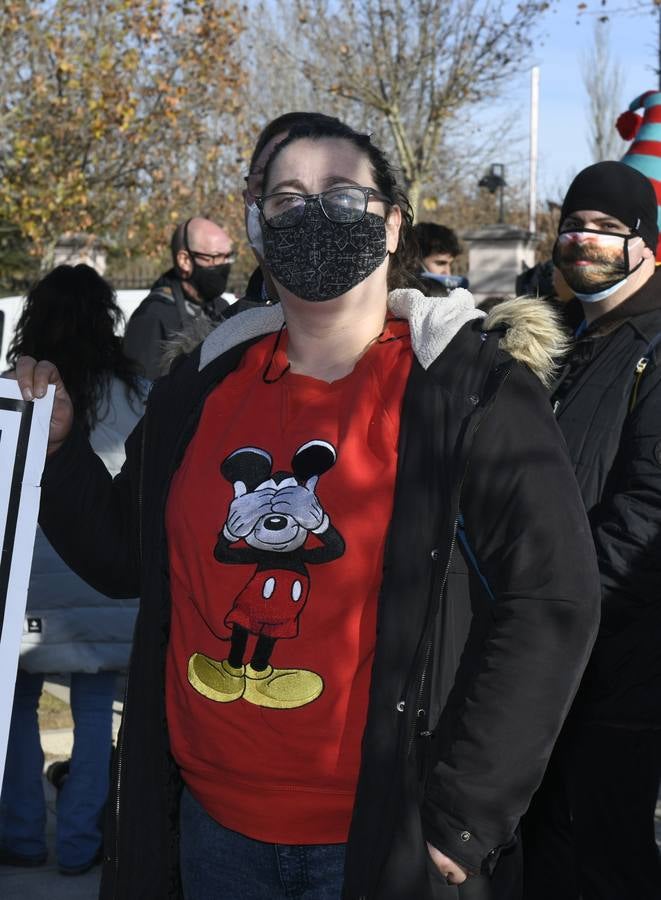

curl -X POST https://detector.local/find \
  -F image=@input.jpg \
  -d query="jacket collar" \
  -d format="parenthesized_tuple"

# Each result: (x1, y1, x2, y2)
(586, 266, 661, 338)
(198, 287, 483, 372)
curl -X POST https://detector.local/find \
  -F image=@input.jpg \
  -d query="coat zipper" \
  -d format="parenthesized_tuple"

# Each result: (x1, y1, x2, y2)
(407, 519, 458, 755)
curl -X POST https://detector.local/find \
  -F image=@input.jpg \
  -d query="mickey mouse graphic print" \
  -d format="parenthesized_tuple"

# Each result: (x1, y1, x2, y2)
(188, 441, 345, 710)
(165, 320, 413, 844)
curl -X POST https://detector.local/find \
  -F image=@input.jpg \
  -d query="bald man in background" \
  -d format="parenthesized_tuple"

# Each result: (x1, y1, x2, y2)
(124, 217, 234, 380)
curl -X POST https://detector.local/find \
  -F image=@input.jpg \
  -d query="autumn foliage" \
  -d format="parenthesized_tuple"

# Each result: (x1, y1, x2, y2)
(0, 0, 248, 274)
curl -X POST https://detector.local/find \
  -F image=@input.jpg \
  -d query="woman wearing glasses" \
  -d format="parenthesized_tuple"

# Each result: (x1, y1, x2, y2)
(239, 110, 339, 311)
(15, 117, 600, 899)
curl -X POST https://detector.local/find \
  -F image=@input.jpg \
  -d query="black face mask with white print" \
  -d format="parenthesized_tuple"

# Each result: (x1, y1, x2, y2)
(262, 202, 388, 302)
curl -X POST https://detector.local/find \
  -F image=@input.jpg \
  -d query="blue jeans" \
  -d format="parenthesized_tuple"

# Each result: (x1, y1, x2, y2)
(179, 786, 346, 899)
(0, 669, 116, 867)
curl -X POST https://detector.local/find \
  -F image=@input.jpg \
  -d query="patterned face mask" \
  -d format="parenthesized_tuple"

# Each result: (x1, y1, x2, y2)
(552, 229, 643, 299)
(261, 202, 388, 302)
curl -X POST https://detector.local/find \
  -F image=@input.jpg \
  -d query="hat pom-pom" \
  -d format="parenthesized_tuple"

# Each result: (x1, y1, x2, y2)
(616, 110, 643, 141)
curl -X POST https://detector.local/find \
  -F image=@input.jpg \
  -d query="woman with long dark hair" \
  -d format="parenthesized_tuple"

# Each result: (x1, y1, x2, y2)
(0, 264, 146, 875)
(14, 122, 599, 898)
(7, 262, 141, 433)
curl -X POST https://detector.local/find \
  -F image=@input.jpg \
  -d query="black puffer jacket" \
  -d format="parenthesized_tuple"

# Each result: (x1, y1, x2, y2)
(39, 291, 600, 899)
(552, 268, 661, 728)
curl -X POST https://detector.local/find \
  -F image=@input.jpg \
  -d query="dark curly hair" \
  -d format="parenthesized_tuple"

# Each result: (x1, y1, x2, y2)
(7, 264, 140, 432)
(260, 116, 417, 290)
(413, 222, 462, 260)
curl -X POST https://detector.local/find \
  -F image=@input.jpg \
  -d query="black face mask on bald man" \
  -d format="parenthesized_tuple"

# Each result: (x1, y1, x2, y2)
(183, 220, 231, 303)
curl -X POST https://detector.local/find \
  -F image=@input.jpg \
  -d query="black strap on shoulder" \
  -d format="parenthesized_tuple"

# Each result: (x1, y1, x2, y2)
(171, 278, 190, 330)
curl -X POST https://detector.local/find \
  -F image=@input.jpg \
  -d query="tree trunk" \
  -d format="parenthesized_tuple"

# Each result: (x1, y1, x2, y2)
(407, 178, 421, 221)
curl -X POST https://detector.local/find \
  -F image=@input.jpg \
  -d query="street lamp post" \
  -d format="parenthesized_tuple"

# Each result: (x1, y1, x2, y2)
(478, 164, 506, 224)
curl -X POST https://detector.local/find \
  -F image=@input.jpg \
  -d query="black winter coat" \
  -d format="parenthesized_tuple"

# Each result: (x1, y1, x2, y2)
(552, 269, 661, 727)
(39, 297, 600, 900)
(123, 271, 229, 380)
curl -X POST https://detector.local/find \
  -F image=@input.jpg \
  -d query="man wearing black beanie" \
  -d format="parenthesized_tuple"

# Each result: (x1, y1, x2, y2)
(522, 160, 661, 900)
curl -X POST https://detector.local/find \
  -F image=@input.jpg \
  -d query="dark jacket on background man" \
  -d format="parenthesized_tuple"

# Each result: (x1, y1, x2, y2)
(123, 270, 229, 380)
(154, 267, 282, 375)
(223, 265, 280, 318)
(552, 267, 661, 727)
(38, 292, 600, 900)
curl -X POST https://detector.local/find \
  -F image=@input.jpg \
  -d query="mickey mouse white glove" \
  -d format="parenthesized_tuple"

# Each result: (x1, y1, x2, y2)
(271, 476, 328, 533)
(224, 484, 275, 541)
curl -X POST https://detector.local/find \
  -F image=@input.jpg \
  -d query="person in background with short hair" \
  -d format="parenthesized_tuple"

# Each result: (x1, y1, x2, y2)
(123, 217, 234, 379)
(414, 221, 469, 296)
(0, 264, 146, 876)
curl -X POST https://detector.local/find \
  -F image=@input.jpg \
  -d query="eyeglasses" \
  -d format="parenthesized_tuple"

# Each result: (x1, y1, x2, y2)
(256, 186, 391, 229)
(188, 249, 236, 265)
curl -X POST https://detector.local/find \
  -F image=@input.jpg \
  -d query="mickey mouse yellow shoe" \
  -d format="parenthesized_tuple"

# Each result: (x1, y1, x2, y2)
(188, 654, 245, 702)
(243, 664, 324, 709)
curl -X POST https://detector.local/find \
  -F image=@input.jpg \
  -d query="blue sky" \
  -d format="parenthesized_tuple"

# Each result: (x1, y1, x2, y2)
(493, 2, 659, 203)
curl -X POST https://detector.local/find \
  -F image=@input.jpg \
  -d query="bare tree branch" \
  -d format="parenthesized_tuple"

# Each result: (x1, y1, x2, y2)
(581, 21, 627, 162)
(260, 0, 551, 214)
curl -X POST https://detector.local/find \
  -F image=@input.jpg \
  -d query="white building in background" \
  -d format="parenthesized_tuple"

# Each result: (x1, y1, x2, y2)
(462, 224, 538, 305)
(52, 233, 107, 275)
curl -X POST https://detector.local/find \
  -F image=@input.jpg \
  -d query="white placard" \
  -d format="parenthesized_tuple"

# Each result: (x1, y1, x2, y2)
(0, 378, 54, 786)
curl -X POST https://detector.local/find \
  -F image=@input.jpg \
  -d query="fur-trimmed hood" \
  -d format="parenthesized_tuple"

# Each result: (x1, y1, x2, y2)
(481, 295, 569, 388)
(161, 289, 567, 387)
(158, 313, 218, 376)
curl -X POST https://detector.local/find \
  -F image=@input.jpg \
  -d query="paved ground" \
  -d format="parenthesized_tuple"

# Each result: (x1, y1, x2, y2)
(0, 776, 102, 900)
(2, 682, 661, 899)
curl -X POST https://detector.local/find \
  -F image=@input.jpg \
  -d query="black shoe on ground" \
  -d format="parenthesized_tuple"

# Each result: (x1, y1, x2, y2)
(46, 759, 70, 791)
(0, 846, 47, 867)
(58, 847, 103, 876)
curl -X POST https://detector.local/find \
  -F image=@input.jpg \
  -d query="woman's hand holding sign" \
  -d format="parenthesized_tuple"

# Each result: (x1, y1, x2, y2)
(14, 356, 74, 455)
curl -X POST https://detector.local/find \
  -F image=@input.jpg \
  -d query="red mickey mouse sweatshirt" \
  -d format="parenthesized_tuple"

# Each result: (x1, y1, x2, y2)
(165, 320, 412, 844)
